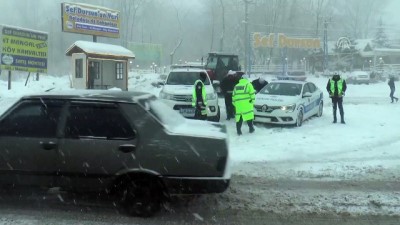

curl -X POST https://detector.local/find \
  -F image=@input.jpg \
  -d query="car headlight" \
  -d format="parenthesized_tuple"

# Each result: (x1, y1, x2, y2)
(159, 91, 174, 100)
(280, 104, 296, 112)
(207, 93, 217, 100)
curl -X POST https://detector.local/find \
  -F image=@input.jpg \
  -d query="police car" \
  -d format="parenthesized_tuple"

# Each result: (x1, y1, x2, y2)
(254, 80, 323, 126)
(159, 68, 220, 121)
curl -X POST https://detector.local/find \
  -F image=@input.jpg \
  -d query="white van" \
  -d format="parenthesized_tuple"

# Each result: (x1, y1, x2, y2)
(159, 68, 220, 121)
(348, 71, 371, 85)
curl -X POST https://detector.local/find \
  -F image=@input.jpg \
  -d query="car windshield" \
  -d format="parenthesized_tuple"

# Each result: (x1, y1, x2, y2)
(166, 71, 210, 85)
(259, 83, 302, 96)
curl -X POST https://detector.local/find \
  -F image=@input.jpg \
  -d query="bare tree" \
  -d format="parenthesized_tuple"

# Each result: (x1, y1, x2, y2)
(169, 2, 184, 64)
(219, 0, 226, 52)
(210, 0, 216, 51)
(119, 0, 145, 46)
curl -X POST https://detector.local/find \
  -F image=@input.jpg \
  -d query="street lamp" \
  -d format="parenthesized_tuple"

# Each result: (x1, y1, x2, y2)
(283, 57, 288, 75)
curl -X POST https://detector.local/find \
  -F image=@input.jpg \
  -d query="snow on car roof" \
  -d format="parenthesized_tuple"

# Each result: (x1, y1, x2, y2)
(170, 68, 207, 72)
(269, 80, 307, 84)
(21, 90, 151, 103)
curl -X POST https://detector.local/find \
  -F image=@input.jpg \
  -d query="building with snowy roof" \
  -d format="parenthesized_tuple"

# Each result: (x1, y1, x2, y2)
(66, 41, 135, 90)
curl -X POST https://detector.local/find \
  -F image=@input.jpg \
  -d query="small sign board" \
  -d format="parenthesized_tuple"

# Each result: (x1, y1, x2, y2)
(0, 25, 48, 73)
(61, 2, 120, 38)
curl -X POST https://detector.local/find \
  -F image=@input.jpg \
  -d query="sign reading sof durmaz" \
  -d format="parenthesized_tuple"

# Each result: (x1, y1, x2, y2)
(61, 2, 120, 38)
(253, 33, 321, 49)
(0, 25, 48, 73)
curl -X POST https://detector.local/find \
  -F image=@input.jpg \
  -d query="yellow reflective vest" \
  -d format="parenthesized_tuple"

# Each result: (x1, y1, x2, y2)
(192, 79, 207, 115)
(232, 78, 256, 122)
(330, 79, 344, 97)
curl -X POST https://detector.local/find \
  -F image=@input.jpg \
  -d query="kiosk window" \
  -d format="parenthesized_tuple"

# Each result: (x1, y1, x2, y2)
(116, 62, 123, 80)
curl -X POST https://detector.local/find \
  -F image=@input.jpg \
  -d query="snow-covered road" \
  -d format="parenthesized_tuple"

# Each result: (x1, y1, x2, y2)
(0, 73, 399, 223)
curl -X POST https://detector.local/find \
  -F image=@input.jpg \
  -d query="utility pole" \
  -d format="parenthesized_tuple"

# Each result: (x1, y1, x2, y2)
(244, 0, 250, 74)
(323, 18, 331, 72)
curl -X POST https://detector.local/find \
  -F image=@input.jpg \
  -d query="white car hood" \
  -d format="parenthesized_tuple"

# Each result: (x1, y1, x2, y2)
(162, 85, 214, 95)
(255, 94, 300, 106)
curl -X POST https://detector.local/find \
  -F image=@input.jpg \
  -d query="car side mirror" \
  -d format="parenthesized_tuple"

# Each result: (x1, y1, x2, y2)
(302, 92, 312, 98)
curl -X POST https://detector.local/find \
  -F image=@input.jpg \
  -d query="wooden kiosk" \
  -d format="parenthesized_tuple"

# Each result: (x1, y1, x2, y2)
(66, 41, 135, 90)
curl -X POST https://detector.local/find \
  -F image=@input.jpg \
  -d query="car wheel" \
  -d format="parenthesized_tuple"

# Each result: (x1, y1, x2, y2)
(208, 107, 221, 122)
(120, 178, 162, 217)
(316, 101, 323, 117)
(296, 109, 303, 127)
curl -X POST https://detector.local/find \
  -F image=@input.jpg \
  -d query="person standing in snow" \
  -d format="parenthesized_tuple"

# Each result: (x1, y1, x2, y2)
(326, 72, 347, 124)
(388, 76, 398, 103)
(192, 72, 208, 120)
(232, 75, 256, 135)
(220, 70, 238, 120)
(88, 62, 96, 89)
(251, 77, 268, 93)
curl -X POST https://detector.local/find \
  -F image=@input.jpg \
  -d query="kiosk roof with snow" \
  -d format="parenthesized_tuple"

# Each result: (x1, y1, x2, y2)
(65, 41, 135, 59)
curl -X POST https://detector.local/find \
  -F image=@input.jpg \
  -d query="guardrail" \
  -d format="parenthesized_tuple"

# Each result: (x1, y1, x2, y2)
(250, 64, 305, 74)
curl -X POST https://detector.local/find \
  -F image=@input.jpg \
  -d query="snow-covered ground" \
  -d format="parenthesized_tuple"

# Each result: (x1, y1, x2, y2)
(1, 72, 400, 218)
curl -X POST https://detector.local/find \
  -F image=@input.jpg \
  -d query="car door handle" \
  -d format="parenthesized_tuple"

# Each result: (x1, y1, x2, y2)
(118, 144, 136, 153)
(40, 141, 57, 150)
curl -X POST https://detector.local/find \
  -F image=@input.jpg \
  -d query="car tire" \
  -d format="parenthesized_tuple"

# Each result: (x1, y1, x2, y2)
(120, 178, 163, 217)
(296, 109, 303, 127)
(316, 101, 323, 117)
(208, 107, 221, 122)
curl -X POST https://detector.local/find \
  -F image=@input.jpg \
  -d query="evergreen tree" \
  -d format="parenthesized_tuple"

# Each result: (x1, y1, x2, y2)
(373, 18, 389, 48)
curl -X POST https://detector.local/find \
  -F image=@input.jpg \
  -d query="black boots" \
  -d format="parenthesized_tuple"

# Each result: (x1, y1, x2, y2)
(333, 115, 345, 124)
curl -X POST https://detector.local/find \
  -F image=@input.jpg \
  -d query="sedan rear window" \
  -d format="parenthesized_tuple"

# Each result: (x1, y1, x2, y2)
(138, 97, 185, 129)
(260, 83, 302, 96)
(166, 71, 210, 85)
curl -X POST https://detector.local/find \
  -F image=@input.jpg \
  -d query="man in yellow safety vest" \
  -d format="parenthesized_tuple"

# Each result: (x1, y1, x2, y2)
(192, 72, 208, 120)
(232, 75, 256, 135)
(326, 72, 347, 124)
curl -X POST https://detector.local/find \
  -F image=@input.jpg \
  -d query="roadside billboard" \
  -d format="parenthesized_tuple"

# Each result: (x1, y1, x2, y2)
(253, 33, 321, 49)
(61, 2, 120, 38)
(0, 25, 48, 73)
(127, 42, 162, 67)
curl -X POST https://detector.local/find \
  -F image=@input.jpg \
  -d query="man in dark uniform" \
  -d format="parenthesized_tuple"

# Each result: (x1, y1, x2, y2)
(88, 62, 96, 89)
(326, 72, 347, 124)
(251, 77, 268, 93)
(220, 70, 237, 120)
(388, 75, 399, 103)
(192, 72, 208, 120)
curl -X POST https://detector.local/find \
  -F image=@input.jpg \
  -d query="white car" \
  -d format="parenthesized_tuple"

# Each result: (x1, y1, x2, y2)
(159, 68, 220, 121)
(347, 71, 370, 85)
(254, 80, 323, 126)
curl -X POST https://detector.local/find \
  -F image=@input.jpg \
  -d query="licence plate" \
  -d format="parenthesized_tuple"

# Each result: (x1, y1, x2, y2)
(256, 117, 271, 123)
(179, 108, 196, 117)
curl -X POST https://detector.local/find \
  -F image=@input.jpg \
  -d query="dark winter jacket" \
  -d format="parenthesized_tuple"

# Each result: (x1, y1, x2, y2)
(220, 75, 238, 95)
(326, 74, 347, 98)
(388, 77, 395, 89)
(251, 78, 268, 93)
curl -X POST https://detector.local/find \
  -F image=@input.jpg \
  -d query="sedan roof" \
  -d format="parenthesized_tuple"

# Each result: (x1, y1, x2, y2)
(269, 80, 307, 84)
(21, 90, 154, 103)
